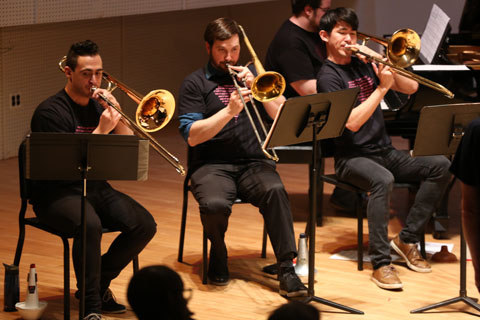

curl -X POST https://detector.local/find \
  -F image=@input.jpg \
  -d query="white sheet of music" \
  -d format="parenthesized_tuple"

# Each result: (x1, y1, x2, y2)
(419, 4, 450, 64)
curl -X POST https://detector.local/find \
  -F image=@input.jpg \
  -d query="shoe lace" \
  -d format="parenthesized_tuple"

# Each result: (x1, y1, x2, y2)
(386, 265, 399, 276)
(84, 313, 103, 320)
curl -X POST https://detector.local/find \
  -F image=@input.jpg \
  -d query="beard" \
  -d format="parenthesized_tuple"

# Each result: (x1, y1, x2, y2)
(209, 53, 237, 73)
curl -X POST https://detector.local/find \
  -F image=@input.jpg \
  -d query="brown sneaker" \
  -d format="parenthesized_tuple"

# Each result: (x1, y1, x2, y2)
(391, 235, 431, 273)
(371, 264, 403, 290)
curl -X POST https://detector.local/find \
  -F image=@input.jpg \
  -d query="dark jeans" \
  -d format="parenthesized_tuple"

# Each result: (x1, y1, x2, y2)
(190, 160, 297, 268)
(32, 181, 156, 314)
(335, 148, 451, 268)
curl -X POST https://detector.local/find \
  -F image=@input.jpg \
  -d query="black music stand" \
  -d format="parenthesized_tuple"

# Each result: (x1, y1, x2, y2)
(410, 103, 480, 314)
(26, 132, 149, 319)
(264, 88, 362, 314)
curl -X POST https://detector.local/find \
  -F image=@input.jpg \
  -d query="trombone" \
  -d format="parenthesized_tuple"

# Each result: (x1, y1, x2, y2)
(225, 24, 284, 161)
(352, 29, 454, 99)
(58, 56, 186, 176)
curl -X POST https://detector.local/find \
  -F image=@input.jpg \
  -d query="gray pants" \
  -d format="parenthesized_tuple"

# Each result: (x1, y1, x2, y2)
(335, 148, 451, 268)
(191, 160, 297, 267)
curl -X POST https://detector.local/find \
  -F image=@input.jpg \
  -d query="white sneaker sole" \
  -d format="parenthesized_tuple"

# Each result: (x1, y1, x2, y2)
(390, 240, 432, 273)
(371, 276, 403, 290)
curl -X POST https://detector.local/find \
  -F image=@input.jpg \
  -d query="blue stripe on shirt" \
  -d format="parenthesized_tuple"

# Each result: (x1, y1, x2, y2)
(179, 112, 203, 141)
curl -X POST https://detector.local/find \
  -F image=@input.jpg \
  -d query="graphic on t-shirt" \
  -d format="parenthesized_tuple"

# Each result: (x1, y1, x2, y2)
(214, 85, 236, 106)
(76, 126, 96, 133)
(348, 75, 374, 103)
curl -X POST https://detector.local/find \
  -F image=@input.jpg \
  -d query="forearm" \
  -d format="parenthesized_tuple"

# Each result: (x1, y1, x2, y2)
(113, 119, 134, 135)
(391, 73, 418, 94)
(346, 86, 388, 132)
(262, 95, 286, 120)
(290, 79, 317, 96)
(187, 107, 236, 146)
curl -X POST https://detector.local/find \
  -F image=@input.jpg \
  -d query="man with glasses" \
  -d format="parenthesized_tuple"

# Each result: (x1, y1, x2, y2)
(265, 0, 331, 98)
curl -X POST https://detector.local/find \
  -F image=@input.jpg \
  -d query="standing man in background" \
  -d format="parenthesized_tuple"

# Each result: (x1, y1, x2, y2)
(265, 0, 331, 98)
(265, 0, 357, 217)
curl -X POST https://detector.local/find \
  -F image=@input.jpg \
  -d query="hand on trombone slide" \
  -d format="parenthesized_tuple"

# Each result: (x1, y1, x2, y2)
(227, 64, 255, 88)
(345, 43, 385, 64)
(90, 87, 132, 135)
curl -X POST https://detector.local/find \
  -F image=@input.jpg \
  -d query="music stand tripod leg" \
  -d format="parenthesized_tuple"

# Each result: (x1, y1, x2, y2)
(411, 226, 480, 314)
(303, 119, 364, 314)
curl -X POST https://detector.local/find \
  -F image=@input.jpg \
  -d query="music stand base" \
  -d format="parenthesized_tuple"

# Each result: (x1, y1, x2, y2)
(303, 295, 364, 314)
(411, 296, 480, 313)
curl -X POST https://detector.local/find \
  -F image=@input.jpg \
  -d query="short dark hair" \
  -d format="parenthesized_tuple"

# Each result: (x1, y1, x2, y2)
(127, 265, 194, 320)
(319, 7, 359, 34)
(203, 17, 243, 46)
(65, 40, 99, 71)
(291, 0, 321, 15)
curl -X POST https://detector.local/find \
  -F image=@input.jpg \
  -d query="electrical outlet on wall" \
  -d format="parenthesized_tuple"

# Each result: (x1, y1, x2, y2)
(10, 93, 21, 107)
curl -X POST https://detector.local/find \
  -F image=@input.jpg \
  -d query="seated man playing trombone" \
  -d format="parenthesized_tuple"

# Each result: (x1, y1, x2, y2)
(30, 40, 157, 320)
(316, 7, 451, 290)
(177, 17, 307, 297)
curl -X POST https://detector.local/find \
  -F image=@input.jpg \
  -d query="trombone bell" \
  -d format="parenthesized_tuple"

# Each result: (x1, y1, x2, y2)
(252, 72, 286, 102)
(388, 29, 420, 68)
(136, 89, 175, 132)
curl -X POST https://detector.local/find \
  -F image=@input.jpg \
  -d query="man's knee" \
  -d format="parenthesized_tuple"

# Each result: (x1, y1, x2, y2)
(199, 197, 232, 216)
(371, 174, 394, 194)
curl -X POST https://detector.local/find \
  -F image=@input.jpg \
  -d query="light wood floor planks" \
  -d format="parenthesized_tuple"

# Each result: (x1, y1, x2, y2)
(0, 123, 478, 319)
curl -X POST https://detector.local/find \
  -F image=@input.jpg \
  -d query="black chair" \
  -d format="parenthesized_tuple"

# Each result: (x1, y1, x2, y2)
(13, 140, 139, 320)
(321, 173, 425, 271)
(177, 151, 268, 284)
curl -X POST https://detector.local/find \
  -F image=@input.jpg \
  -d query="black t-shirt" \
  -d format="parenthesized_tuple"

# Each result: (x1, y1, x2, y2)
(265, 19, 325, 99)
(31, 89, 103, 133)
(178, 63, 270, 171)
(29, 89, 105, 199)
(317, 57, 392, 157)
(450, 117, 480, 186)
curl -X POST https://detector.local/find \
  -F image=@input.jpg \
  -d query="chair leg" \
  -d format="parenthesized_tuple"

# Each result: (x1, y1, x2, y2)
(178, 187, 189, 263)
(357, 193, 364, 271)
(62, 237, 70, 320)
(261, 223, 267, 259)
(420, 232, 426, 259)
(132, 256, 139, 273)
(202, 231, 208, 285)
(13, 209, 27, 266)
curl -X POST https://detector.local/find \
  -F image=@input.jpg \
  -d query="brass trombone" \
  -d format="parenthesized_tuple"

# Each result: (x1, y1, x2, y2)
(238, 25, 286, 102)
(352, 29, 454, 99)
(58, 56, 186, 176)
(224, 24, 284, 161)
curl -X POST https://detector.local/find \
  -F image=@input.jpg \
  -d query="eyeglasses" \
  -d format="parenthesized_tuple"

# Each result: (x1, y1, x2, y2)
(183, 288, 193, 301)
(320, 7, 331, 11)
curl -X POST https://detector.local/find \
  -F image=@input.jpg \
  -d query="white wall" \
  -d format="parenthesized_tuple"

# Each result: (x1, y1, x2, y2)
(0, 0, 470, 159)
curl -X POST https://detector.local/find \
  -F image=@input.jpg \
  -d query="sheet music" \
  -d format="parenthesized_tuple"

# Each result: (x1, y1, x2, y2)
(412, 64, 470, 71)
(419, 4, 450, 64)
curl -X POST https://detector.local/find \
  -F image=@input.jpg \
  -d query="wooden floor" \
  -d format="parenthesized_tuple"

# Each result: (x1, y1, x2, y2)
(1, 123, 479, 320)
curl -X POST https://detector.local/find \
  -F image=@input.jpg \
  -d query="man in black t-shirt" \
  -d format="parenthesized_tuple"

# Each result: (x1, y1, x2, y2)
(450, 117, 480, 294)
(178, 17, 307, 298)
(265, 0, 330, 98)
(317, 8, 451, 290)
(266, 0, 360, 216)
(30, 40, 156, 320)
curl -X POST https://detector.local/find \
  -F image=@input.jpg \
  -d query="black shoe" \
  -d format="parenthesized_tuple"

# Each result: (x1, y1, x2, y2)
(262, 263, 278, 276)
(207, 272, 230, 286)
(278, 267, 308, 298)
(208, 255, 229, 286)
(101, 288, 126, 314)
